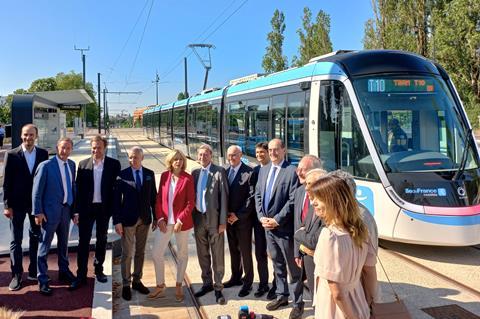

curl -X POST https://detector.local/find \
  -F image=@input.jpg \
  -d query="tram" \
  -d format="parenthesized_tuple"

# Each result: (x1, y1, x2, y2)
(143, 50, 480, 246)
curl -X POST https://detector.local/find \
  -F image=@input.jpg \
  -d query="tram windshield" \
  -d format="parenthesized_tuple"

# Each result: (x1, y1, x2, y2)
(353, 75, 479, 173)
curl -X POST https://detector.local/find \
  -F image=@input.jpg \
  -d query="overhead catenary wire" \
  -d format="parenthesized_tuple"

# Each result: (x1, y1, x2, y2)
(105, 0, 150, 83)
(125, 0, 155, 87)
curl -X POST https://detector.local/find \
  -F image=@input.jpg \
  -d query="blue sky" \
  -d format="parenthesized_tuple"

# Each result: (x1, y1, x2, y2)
(0, 0, 373, 115)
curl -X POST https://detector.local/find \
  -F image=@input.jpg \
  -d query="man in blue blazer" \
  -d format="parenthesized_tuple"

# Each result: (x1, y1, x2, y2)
(32, 137, 77, 296)
(113, 146, 157, 301)
(254, 138, 302, 318)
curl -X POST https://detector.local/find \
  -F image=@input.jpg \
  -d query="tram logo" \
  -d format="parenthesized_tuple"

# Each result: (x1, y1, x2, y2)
(457, 187, 466, 197)
(356, 186, 374, 216)
(404, 187, 447, 197)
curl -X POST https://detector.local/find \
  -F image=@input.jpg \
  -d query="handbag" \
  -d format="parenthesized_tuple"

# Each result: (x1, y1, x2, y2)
(369, 246, 412, 319)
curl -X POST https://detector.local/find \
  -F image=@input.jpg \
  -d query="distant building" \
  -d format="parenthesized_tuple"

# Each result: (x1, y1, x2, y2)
(0, 96, 7, 106)
(133, 107, 148, 127)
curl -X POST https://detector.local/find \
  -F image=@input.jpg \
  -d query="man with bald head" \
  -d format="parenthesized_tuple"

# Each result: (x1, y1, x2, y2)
(3, 124, 48, 291)
(254, 138, 301, 316)
(224, 145, 254, 297)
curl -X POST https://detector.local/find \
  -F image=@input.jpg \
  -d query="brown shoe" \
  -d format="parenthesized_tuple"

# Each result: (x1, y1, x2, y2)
(175, 282, 184, 302)
(147, 284, 165, 299)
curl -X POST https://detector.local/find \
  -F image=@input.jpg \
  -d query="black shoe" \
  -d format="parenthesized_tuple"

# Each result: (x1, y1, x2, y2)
(194, 284, 214, 297)
(223, 279, 243, 288)
(27, 270, 37, 281)
(266, 297, 288, 311)
(238, 286, 252, 297)
(95, 271, 108, 283)
(132, 281, 150, 294)
(9, 274, 22, 291)
(215, 290, 226, 305)
(289, 306, 304, 319)
(254, 285, 269, 298)
(122, 286, 131, 301)
(68, 277, 86, 291)
(58, 271, 76, 284)
(266, 286, 277, 300)
(39, 282, 52, 296)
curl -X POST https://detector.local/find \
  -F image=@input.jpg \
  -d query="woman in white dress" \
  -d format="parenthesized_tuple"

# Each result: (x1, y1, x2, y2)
(307, 174, 376, 319)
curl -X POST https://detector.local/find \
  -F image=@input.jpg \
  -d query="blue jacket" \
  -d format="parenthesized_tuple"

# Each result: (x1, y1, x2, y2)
(32, 157, 76, 223)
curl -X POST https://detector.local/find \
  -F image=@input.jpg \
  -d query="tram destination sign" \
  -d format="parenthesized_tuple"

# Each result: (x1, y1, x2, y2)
(368, 78, 435, 93)
(58, 104, 82, 111)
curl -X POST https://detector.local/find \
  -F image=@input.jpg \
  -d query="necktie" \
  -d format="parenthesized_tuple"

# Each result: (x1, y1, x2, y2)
(301, 193, 309, 222)
(263, 166, 277, 213)
(135, 170, 142, 191)
(228, 168, 235, 185)
(64, 163, 73, 206)
(199, 169, 208, 212)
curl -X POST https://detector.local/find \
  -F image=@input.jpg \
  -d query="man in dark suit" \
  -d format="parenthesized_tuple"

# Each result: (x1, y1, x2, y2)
(32, 137, 77, 296)
(113, 146, 157, 301)
(250, 142, 276, 299)
(224, 145, 254, 297)
(3, 124, 48, 291)
(191, 143, 229, 305)
(292, 155, 324, 312)
(70, 135, 121, 289)
(254, 138, 302, 318)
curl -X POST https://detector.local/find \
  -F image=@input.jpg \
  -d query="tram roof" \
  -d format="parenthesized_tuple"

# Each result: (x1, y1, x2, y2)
(320, 50, 440, 77)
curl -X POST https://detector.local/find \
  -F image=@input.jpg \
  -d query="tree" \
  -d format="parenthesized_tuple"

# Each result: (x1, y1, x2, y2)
(177, 92, 186, 100)
(29, 77, 57, 92)
(292, 7, 333, 67)
(262, 9, 288, 73)
(432, 0, 480, 125)
(363, 0, 431, 56)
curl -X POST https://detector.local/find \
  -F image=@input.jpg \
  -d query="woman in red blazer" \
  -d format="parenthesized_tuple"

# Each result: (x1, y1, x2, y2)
(148, 149, 195, 302)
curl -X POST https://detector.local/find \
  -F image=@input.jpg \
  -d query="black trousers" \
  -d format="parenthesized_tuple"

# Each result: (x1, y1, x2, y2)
(10, 210, 40, 276)
(77, 204, 110, 279)
(303, 254, 315, 298)
(253, 216, 276, 289)
(226, 216, 253, 288)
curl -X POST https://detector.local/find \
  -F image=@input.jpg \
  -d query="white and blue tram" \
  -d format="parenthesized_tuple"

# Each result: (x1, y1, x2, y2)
(143, 50, 480, 246)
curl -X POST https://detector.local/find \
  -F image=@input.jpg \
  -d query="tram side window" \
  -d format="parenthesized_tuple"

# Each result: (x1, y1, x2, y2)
(196, 103, 208, 146)
(245, 98, 269, 157)
(318, 81, 338, 171)
(206, 102, 220, 159)
(187, 105, 197, 156)
(271, 95, 286, 143)
(340, 92, 379, 181)
(227, 101, 246, 152)
(287, 91, 307, 165)
(173, 107, 185, 145)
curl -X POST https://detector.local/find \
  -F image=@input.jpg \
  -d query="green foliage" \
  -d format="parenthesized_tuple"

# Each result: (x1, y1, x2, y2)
(29, 77, 57, 92)
(262, 9, 288, 73)
(363, 0, 431, 56)
(177, 92, 186, 100)
(363, 0, 480, 127)
(292, 7, 333, 67)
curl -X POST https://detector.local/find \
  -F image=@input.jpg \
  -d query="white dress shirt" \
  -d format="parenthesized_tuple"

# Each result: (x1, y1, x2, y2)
(167, 176, 177, 225)
(56, 156, 73, 204)
(22, 145, 36, 174)
(93, 157, 104, 203)
(265, 159, 284, 192)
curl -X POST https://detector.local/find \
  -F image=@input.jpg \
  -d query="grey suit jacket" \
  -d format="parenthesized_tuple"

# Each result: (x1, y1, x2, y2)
(192, 163, 229, 232)
(255, 161, 299, 235)
(293, 184, 323, 257)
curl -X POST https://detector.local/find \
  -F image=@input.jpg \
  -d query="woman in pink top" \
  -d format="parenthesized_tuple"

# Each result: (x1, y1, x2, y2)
(307, 174, 376, 319)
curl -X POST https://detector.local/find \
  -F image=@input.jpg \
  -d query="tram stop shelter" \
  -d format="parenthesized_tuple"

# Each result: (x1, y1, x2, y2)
(11, 89, 93, 151)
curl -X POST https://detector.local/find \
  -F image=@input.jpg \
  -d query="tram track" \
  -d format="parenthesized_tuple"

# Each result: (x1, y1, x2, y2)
(379, 243, 480, 300)
(115, 130, 207, 319)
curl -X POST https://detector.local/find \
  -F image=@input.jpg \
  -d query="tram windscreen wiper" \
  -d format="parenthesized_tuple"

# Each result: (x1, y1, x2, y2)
(453, 127, 473, 181)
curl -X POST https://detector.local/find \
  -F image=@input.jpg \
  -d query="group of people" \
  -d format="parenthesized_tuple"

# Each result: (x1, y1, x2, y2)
(3, 124, 379, 319)
(4, 124, 121, 296)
